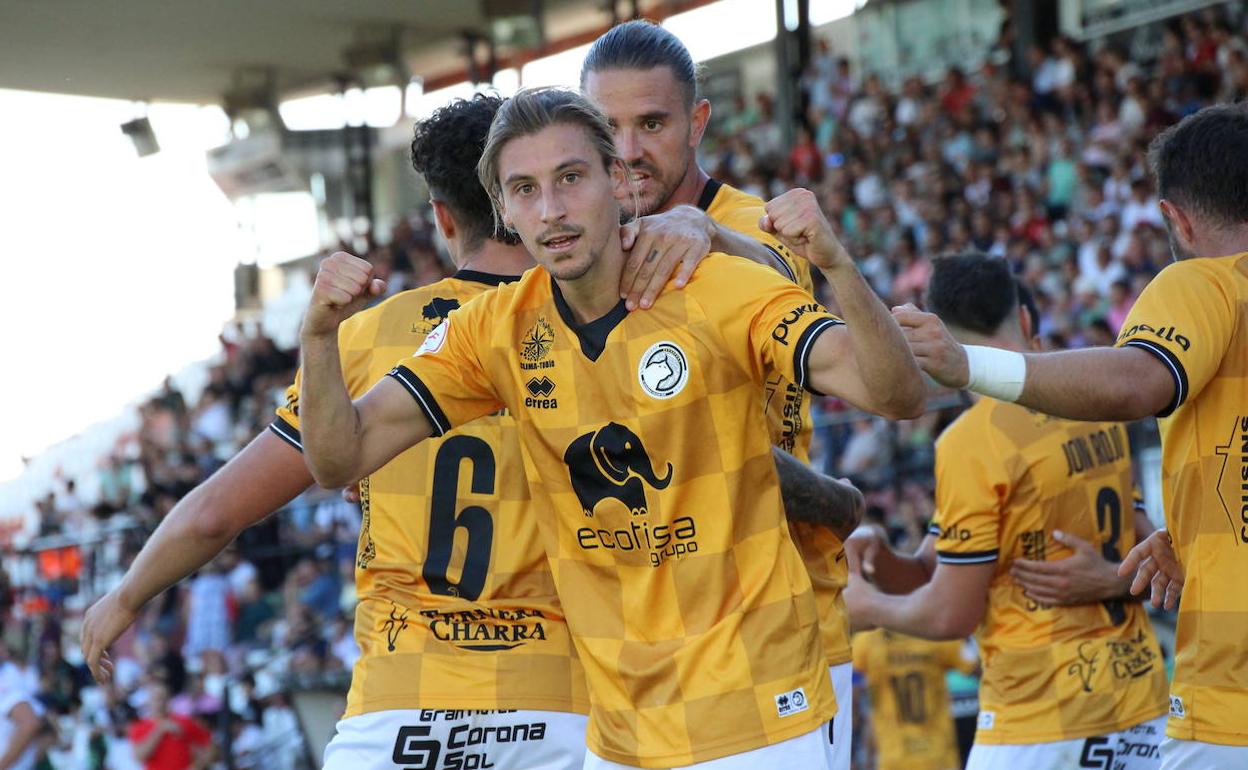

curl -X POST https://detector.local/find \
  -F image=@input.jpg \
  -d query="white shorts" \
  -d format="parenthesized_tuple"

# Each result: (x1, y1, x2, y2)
(825, 663, 852, 770)
(583, 724, 830, 770)
(322, 708, 588, 770)
(966, 715, 1165, 770)
(1161, 736, 1248, 770)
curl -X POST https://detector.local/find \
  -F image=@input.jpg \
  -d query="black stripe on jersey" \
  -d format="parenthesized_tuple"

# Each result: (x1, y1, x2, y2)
(268, 417, 303, 451)
(696, 178, 724, 211)
(937, 549, 999, 565)
(452, 269, 523, 286)
(794, 318, 846, 395)
(927, 523, 941, 536)
(387, 365, 450, 437)
(1122, 339, 1188, 418)
(764, 244, 798, 283)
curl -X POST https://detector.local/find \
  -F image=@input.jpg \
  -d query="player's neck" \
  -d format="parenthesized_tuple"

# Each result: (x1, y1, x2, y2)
(555, 236, 627, 325)
(654, 163, 711, 213)
(455, 240, 535, 277)
(1192, 223, 1248, 260)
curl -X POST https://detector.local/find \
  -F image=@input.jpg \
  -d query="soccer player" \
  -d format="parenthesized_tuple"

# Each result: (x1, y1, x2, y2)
(297, 87, 925, 768)
(80, 94, 862, 769)
(852, 629, 976, 770)
(580, 23, 859, 765)
(893, 104, 1248, 769)
(845, 255, 1168, 769)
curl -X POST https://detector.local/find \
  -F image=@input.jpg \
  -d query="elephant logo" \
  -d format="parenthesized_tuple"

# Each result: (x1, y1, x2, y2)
(422, 297, 460, 325)
(564, 422, 673, 517)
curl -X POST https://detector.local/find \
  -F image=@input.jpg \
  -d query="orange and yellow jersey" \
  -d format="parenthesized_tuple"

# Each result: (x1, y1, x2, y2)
(700, 178, 851, 668)
(931, 398, 1167, 744)
(390, 256, 840, 767)
(1114, 252, 1248, 745)
(852, 629, 973, 770)
(271, 271, 588, 718)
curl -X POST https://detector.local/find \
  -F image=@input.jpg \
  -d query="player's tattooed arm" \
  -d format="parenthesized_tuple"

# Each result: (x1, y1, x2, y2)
(773, 448, 864, 540)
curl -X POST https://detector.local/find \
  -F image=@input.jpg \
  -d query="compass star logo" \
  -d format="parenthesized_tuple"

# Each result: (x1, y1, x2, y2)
(521, 317, 555, 363)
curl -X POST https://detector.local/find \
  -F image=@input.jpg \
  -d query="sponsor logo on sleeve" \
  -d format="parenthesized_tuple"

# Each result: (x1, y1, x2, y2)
(1116, 321, 1191, 351)
(416, 319, 449, 356)
(771, 303, 824, 345)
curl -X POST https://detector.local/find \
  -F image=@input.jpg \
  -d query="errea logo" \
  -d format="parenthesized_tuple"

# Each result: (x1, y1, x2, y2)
(774, 687, 809, 718)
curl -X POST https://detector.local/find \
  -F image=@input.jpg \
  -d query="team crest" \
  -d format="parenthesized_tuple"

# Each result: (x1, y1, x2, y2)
(638, 341, 689, 399)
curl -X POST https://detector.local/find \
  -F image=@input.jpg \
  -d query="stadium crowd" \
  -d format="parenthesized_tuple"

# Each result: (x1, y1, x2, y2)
(2, 6, 1245, 768)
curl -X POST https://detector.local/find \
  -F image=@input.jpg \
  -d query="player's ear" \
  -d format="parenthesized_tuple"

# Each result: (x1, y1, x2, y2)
(1159, 198, 1195, 248)
(689, 99, 711, 148)
(430, 200, 456, 242)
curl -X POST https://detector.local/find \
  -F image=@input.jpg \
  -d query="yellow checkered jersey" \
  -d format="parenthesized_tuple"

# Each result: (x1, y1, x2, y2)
(1114, 252, 1248, 745)
(853, 629, 973, 770)
(390, 256, 839, 767)
(702, 179, 851, 668)
(931, 399, 1167, 744)
(272, 271, 588, 718)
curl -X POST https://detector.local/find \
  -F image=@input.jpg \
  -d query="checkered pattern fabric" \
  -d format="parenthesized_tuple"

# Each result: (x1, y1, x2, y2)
(273, 272, 588, 718)
(392, 256, 840, 767)
(1114, 253, 1248, 745)
(703, 180, 852, 667)
(931, 399, 1167, 744)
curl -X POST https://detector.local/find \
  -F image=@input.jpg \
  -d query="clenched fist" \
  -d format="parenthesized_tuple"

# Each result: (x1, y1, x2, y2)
(760, 188, 852, 271)
(302, 251, 387, 340)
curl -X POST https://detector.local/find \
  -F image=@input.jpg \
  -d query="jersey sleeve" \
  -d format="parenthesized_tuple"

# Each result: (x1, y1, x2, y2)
(270, 316, 380, 451)
(931, 428, 1007, 565)
(387, 293, 503, 436)
(690, 256, 843, 394)
(1114, 260, 1235, 417)
(709, 195, 813, 292)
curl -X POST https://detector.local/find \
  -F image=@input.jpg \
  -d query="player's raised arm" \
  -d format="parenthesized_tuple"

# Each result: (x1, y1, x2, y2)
(299, 252, 433, 487)
(762, 189, 925, 419)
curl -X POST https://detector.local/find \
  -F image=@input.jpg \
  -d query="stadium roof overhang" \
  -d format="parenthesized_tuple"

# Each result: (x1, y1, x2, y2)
(0, 0, 718, 107)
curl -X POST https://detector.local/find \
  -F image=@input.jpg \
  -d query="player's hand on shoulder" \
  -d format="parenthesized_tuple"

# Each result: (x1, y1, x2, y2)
(1119, 529, 1184, 610)
(619, 205, 714, 311)
(891, 303, 970, 389)
(303, 251, 386, 339)
(760, 188, 851, 271)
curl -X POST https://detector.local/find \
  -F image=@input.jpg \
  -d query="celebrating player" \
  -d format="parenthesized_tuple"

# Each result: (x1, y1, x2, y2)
(845, 255, 1168, 769)
(581, 24, 860, 764)
(297, 87, 924, 768)
(893, 103, 1248, 770)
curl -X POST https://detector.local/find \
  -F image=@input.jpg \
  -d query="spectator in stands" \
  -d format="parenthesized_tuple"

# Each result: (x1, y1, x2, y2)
(127, 682, 211, 770)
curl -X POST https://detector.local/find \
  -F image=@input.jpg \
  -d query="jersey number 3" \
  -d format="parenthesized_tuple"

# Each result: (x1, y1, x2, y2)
(423, 435, 495, 601)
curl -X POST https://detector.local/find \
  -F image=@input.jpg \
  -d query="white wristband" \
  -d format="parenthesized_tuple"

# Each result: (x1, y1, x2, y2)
(963, 345, 1027, 402)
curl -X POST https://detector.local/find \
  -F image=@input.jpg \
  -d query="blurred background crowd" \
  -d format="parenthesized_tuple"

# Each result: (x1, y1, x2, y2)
(3, 4, 1245, 768)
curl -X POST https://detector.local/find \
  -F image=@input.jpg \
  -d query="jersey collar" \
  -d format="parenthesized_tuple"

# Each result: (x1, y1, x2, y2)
(452, 269, 524, 286)
(695, 178, 724, 211)
(550, 275, 628, 362)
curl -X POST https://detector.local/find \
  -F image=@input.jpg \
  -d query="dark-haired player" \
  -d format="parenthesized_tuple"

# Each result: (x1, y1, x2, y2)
(895, 104, 1248, 769)
(846, 254, 1168, 769)
(580, 24, 861, 766)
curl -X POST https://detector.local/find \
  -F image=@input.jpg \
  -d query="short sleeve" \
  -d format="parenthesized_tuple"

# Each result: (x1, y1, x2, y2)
(270, 317, 377, 451)
(706, 190, 813, 292)
(388, 294, 503, 436)
(1115, 261, 1235, 417)
(931, 431, 1006, 565)
(689, 257, 843, 395)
